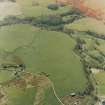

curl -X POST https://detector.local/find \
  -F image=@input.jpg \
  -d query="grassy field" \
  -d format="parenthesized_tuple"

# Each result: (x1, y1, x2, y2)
(16, 0, 71, 17)
(71, 31, 105, 69)
(0, 24, 39, 52)
(0, 0, 98, 104)
(96, 39, 105, 53)
(13, 26, 87, 96)
(64, 17, 105, 35)
(94, 72, 105, 95)
(0, 24, 88, 99)
(44, 88, 60, 105)
(0, 71, 13, 82)
(0, 0, 72, 20)
(7, 87, 36, 105)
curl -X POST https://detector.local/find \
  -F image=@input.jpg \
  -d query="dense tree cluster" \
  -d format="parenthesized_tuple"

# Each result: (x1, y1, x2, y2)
(48, 3, 59, 10)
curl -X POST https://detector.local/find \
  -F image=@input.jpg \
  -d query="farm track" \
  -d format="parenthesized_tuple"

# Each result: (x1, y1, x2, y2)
(50, 80, 65, 105)
(33, 73, 65, 105)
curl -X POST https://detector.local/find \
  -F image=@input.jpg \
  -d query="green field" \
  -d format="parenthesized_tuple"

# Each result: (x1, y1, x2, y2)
(94, 72, 105, 95)
(0, 0, 102, 104)
(0, 24, 88, 104)
(0, 0, 72, 20)
(64, 17, 105, 35)
(96, 39, 105, 53)
(44, 88, 60, 105)
(70, 30, 105, 69)
(7, 87, 36, 105)
(0, 71, 13, 82)
(11, 24, 87, 96)
(0, 24, 39, 52)
(16, 0, 71, 18)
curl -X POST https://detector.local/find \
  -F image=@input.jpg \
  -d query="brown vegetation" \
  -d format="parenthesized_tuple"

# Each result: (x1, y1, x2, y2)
(56, 0, 105, 21)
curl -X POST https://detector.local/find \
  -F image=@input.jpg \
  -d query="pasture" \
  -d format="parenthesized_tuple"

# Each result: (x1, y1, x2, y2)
(10, 24, 88, 96)
(0, 24, 88, 99)
(0, 0, 95, 104)
(0, 0, 72, 20)
(64, 17, 105, 36)
(0, 24, 39, 52)
(7, 87, 36, 105)
(94, 72, 105, 95)
(16, 0, 71, 17)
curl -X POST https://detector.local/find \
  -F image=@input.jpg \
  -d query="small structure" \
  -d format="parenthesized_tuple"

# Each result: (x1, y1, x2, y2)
(70, 93, 76, 97)
(90, 68, 102, 74)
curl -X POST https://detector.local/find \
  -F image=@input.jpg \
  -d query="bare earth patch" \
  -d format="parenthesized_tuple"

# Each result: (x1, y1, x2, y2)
(90, 68, 102, 74)
(0, 1, 22, 20)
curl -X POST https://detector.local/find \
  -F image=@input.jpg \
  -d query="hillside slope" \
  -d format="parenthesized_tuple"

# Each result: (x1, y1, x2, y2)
(57, 0, 105, 21)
